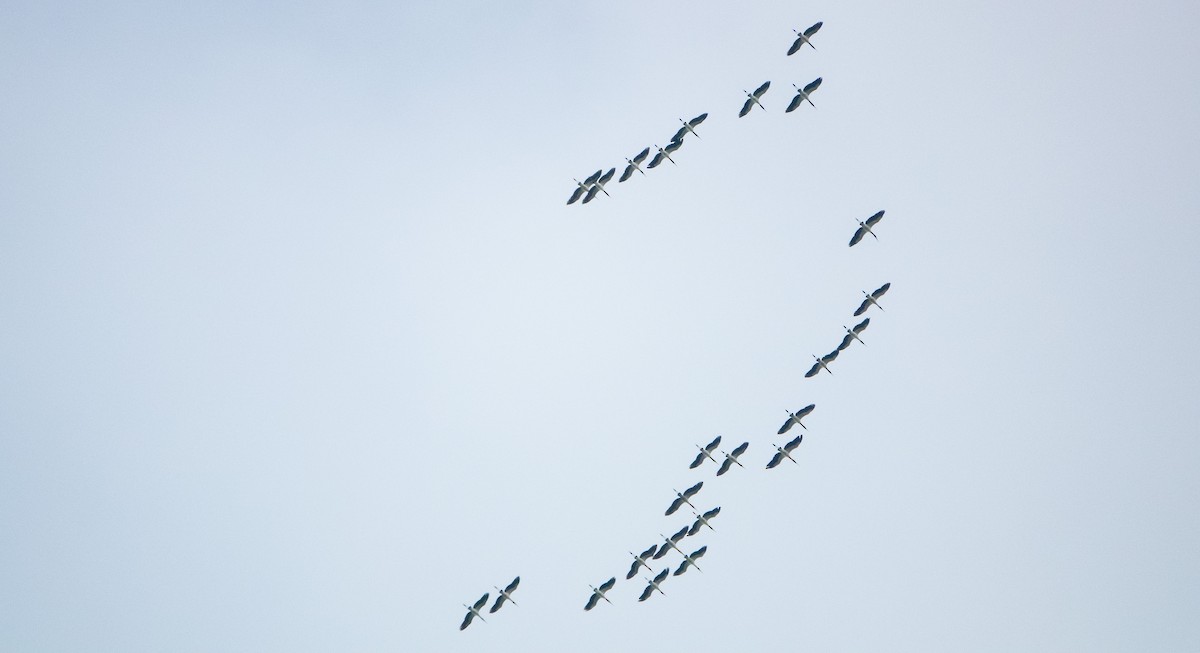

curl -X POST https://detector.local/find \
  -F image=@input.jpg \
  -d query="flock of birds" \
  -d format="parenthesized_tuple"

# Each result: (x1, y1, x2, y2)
(462, 18, 898, 630)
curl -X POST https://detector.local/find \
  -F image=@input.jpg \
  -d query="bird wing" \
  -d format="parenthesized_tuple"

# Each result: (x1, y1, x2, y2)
(598, 168, 615, 184)
(671, 526, 689, 542)
(787, 36, 804, 56)
(785, 435, 803, 451)
(638, 585, 654, 602)
(739, 97, 755, 117)
(652, 544, 671, 560)
(731, 442, 749, 458)
(567, 186, 584, 204)
(804, 77, 823, 94)
(626, 560, 641, 580)
(684, 482, 703, 497)
(822, 349, 840, 363)
(665, 496, 684, 516)
(648, 152, 666, 168)
(717, 458, 733, 476)
(865, 210, 885, 226)
(690, 113, 708, 126)
(584, 169, 602, 185)
(688, 519, 702, 536)
(584, 593, 600, 611)
(673, 560, 689, 576)
(583, 186, 600, 203)
(691, 545, 707, 559)
(641, 544, 658, 560)
(665, 140, 682, 153)
(460, 611, 475, 630)
(754, 81, 771, 97)
(704, 506, 721, 519)
(854, 297, 872, 316)
(489, 594, 507, 613)
(853, 318, 870, 334)
(837, 333, 855, 351)
(505, 577, 520, 593)
(805, 21, 823, 37)
(849, 227, 866, 247)
(474, 593, 490, 611)
(600, 577, 616, 592)
(654, 569, 670, 583)
(797, 404, 815, 417)
(671, 126, 688, 142)
(633, 147, 650, 163)
(689, 450, 707, 469)
(805, 361, 822, 377)
(873, 282, 891, 298)
(619, 165, 634, 183)
(778, 416, 795, 434)
(786, 93, 804, 113)
(705, 435, 722, 451)
(767, 451, 784, 469)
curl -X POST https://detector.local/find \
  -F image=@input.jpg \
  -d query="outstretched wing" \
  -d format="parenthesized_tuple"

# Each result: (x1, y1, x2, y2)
(805, 361, 822, 377)
(460, 611, 475, 630)
(567, 186, 585, 204)
(854, 297, 872, 316)
(767, 451, 785, 469)
(619, 164, 635, 183)
(850, 227, 867, 247)
(584, 169, 603, 185)
(739, 97, 755, 117)
(837, 333, 855, 351)
(582, 185, 600, 204)
(688, 518, 703, 537)
(584, 592, 600, 611)
(865, 210, 885, 227)
(626, 559, 642, 580)
(638, 585, 654, 602)
(786, 94, 804, 113)
(473, 593, 490, 611)
(787, 36, 804, 56)
(654, 569, 670, 584)
(731, 442, 749, 458)
(754, 81, 771, 97)
(599, 577, 616, 592)
(705, 435, 722, 451)
(684, 482, 704, 497)
(778, 416, 796, 434)
(703, 506, 721, 519)
(640, 544, 658, 560)
(805, 21, 823, 37)
(853, 318, 870, 334)
(821, 349, 840, 364)
(873, 282, 892, 298)
(489, 594, 507, 613)
(689, 450, 707, 469)
(691, 545, 707, 559)
(665, 140, 682, 153)
(505, 577, 520, 593)
(652, 544, 671, 560)
(671, 126, 688, 142)
(671, 526, 689, 542)
(796, 404, 815, 417)
(689, 113, 708, 126)
(648, 152, 666, 168)
(633, 147, 650, 163)
(803, 77, 823, 94)
(717, 458, 733, 476)
(598, 168, 615, 185)
(665, 496, 685, 516)
(673, 560, 690, 576)
(785, 435, 803, 451)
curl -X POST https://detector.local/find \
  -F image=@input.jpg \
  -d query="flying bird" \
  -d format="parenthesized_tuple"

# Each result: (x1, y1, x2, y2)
(688, 506, 721, 536)
(786, 78, 823, 112)
(665, 482, 704, 516)
(627, 545, 660, 579)
(566, 169, 603, 205)
(653, 526, 691, 560)
(671, 113, 708, 142)
(489, 577, 520, 613)
(460, 593, 489, 630)
(787, 21, 823, 55)
(738, 81, 771, 117)
(716, 442, 750, 476)
(673, 546, 708, 576)
(805, 350, 839, 377)
(854, 283, 892, 316)
(778, 404, 815, 433)
(638, 569, 670, 602)
(647, 141, 682, 168)
(849, 210, 885, 246)
(767, 435, 803, 469)
(690, 435, 722, 469)
(837, 318, 870, 351)
(619, 147, 652, 182)
(582, 168, 616, 203)
(584, 577, 616, 611)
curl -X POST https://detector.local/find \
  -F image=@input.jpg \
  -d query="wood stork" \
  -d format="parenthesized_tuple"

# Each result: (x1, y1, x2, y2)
(460, 593, 489, 630)
(638, 568, 670, 601)
(689, 435, 722, 469)
(584, 577, 616, 611)
(673, 545, 708, 576)
(805, 350, 839, 377)
(837, 318, 870, 351)
(854, 283, 892, 316)
(849, 210, 885, 246)
(788, 21, 823, 55)
(688, 506, 721, 536)
(619, 147, 651, 182)
(582, 167, 616, 203)
(738, 81, 771, 117)
(778, 404, 815, 433)
(767, 435, 803, 469)
(665, 482, 704, 516)
(786, 78, 823, 112)
(716, 442, 749, 476)
(489, 577, 520, 613)
(566, 169, 602, 205)
(671, 113, 708, 142)
(647, 141, 682, 168)
(653, 526, 691, 560)
(627, 545, 660, 579)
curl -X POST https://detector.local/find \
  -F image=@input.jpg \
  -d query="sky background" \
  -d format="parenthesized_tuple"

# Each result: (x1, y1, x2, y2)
(3, 1, 1200, 651)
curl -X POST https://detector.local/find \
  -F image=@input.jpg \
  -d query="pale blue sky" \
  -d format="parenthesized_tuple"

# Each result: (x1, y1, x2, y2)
(3, 1, 1199, 651)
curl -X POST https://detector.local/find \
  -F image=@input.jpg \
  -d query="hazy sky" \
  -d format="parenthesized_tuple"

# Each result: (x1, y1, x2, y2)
(3, 1, 1200, 651)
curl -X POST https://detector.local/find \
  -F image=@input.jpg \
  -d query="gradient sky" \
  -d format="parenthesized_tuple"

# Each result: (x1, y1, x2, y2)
(3, 1, 1200, 651)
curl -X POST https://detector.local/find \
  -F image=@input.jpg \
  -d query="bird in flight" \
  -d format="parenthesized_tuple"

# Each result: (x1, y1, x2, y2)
(460, 593, 489, 630)
(619, 147, 652, 182)
(666, 482, 704, 516)
(489, 577, 519, 613)
(837, 318, 870, 351)
(688, 507, 722, 536)
(786, 78, 823, 112)
(767, 435, 804, 469)
(627, 545, 660, 579)
(778, 404, 815, 433)
(671, 113, 709, 142)
(716, 442, 750, 476)
(584, 577, 616, 611)
(849, 210, 885, 246)
(690, 435, 722, 469)
(853, 283, 892, 316)
(648, 141, 683, 168)
(673, 546, 708, 576)
(787, 21, 823, 55)
(582, 168, 616, 203)
(805, 350, 840, 377)
(638, 569, 670, 602)
(739, 81, 771, 117)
